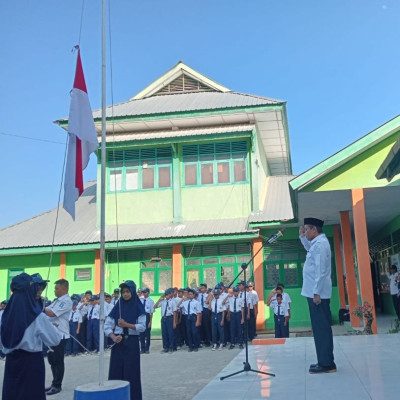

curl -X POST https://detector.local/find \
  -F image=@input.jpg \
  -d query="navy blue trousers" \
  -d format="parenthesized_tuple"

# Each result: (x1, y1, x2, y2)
(307, 297, 334, 367)
(230, 311, 243, 345)
(274, 314, 289, 338)
(109, 335, 142, 400)
(3, 350, 45, 400)
(211, 313, 224, 345)
(47, 338, 67, 389)
(186, 314, 199, 349)
(161, 315, 174, 350)
(86, 319, 99, 351)
(65, 321, 80, 355)
(200, 309, 211, 344)
(139, 313, 151, 352)
(248, 309, 256, 340)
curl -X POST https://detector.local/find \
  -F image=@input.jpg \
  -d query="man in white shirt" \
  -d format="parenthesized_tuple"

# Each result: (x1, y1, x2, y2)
(387, 265, 400, 319)
(44, 278, 73, 395)
(300, 218, 336, 375)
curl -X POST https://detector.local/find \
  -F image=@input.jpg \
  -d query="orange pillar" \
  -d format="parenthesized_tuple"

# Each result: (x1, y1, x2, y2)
(94, 249, 100, 294)
(172, 244, 182, 288)
(340, 211, 360, 326)
(253, 237, 265, 330)
(333, 225, 346, 309)
(352, 188, 377, 334)
(60, 253, 66, 279)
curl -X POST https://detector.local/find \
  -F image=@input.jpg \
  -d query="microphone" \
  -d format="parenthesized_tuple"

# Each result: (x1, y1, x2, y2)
(265, 228, 285, 244)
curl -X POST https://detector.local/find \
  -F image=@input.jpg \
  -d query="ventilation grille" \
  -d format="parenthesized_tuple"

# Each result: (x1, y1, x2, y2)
(156, 74, 216, 95)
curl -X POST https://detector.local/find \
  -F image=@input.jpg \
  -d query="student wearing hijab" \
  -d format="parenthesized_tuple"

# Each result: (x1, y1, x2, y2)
(105, 280, 146, 400)
(0, 273, 62, 400)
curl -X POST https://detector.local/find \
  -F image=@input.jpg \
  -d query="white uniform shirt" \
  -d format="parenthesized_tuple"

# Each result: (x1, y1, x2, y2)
(88, 304, 100, 320)
(104, 302, 114, 317)
(47, 293, 73, 339)
(69, 309, 83, 323)
(210, 298, 227, 314)
(181, 299, 201, 315)
(159, 299, 177, 316)
(111, 296, 120, 305)
(198, 293, 208, 309)
(270, 292, 291, 309)
(140, 297, 155, 314)
(247, 292, 257, 309)
(300, 234, 332, 299)
(0, 312, 62, 354)
(227, 295, 244, 312)
(386, 272, 400, 295)
(104, 313, 146, 337)
(271, 302, 289, 318)
(251, 289, 259, 303)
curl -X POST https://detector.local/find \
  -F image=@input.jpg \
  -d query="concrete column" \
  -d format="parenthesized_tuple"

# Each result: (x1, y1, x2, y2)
(340, 211, 360, 327)
(172, 244, 182, 288)
(333, 225, 346, 309)
(94, 249, 100, 294)
(253, 237, 265, 330)
(60, 253, 66, 279)
(352, 188, 377, 334)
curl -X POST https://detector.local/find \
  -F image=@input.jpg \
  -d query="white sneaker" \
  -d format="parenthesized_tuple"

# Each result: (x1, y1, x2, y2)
(218, 344, 223, 351)
(212, 345, 217, 351)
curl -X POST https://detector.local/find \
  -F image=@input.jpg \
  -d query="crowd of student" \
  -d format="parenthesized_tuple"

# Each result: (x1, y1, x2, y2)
(152, 280, 260, 353)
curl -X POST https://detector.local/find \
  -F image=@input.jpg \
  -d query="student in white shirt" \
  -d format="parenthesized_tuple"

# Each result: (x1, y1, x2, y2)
(139, 288, 155, 354)
(270, 293, 289, 338)
(387, 265, 400, 319)
(209, 289, 227, 350)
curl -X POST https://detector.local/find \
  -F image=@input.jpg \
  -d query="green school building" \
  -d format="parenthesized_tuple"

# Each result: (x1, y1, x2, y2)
(1, 62, 400, 334)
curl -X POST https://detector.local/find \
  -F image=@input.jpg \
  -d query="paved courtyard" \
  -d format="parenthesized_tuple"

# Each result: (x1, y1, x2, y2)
(1, 315, 399, 399)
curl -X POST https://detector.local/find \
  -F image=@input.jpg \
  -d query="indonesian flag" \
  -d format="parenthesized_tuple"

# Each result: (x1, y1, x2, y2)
(63, 49, 99, 219)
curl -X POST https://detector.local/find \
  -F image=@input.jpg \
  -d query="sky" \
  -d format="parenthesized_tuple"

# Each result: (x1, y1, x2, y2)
(1, 0, 400, 229)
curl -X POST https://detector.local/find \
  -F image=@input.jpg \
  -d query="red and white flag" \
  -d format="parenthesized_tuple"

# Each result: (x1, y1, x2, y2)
(63, 48, 99, 219)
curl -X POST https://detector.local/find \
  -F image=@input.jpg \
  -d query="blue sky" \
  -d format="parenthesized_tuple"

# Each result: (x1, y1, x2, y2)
(1, 0, 400, 228)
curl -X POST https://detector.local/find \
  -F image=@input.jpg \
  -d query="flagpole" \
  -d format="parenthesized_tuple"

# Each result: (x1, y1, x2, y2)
(99, 0, 107, 386)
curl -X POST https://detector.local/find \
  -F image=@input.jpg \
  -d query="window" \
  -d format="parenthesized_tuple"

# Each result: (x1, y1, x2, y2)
(108, 147, 172, 192)
(184, 242, 252, 288)
(183, 141, 248, 186)
(75, 268, 92, 281)
(264, 238, 336, 288)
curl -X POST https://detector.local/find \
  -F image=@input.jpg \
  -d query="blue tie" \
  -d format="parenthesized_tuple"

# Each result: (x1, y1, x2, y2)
(215, 300, 217, 314)
(164, 301, 168, 317)
(234, 297, 237, 313)
(188, 300, 191, 315)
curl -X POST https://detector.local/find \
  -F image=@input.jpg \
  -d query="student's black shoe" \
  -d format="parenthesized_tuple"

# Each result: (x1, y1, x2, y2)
(239, 344, 244, 349)
(309, 363, 337, 374)
(46, 387, 61, 395)
(45, 386, 52, 392)
(229, 344, 235, 350)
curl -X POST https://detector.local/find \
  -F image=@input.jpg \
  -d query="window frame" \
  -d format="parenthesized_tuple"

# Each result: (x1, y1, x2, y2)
(107, 147, 173, 193)
(182, 141, 249, 187)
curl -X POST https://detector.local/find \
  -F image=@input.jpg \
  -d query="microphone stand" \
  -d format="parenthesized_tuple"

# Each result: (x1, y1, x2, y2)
(220, 230, 284, 381)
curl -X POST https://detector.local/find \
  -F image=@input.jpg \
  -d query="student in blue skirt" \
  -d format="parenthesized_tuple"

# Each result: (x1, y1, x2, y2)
(105, 280, 146, 400)
(0, 273, 62, 400)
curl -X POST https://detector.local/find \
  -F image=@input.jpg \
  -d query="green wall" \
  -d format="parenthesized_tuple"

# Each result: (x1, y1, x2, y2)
(66, 252, 96, 296)
(264, 287, 340, 328)
(305, 134, 400, 192)
(0, 253, 61, 300)
(182, 184, 251, 220)
(106, 190, 173, 225)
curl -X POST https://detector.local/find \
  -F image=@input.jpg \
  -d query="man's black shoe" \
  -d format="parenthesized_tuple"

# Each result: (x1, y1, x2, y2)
(46, 387, 61, 395)
(45, 386, 52, 392)
(309, 364, 337, 374)
(309, 363, 318, 369)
